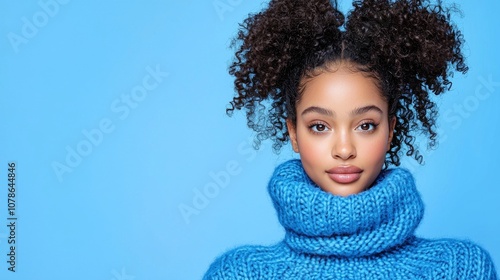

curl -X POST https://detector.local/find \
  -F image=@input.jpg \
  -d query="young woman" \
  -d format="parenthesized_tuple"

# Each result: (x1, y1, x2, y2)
(204, 0, 498, 278)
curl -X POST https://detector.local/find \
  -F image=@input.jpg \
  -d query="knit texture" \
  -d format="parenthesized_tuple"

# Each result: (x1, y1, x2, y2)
(204, 159, 498, 279)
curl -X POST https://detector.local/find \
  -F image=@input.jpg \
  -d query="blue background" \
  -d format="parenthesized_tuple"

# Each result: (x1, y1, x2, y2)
(0, 0, 499, 279)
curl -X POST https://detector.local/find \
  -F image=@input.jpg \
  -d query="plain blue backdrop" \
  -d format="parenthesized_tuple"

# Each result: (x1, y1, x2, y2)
(0, 0, 499, 279)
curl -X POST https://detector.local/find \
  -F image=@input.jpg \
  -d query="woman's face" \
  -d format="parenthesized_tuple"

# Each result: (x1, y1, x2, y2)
(287, 66, 395, 196)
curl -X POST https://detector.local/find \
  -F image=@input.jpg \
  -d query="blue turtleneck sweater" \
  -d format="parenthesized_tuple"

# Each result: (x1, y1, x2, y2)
(203, 159, 497, 279)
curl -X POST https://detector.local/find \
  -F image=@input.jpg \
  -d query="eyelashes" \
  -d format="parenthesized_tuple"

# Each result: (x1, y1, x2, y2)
(356, 122, 379, 132)
(308, 122, 330, 134)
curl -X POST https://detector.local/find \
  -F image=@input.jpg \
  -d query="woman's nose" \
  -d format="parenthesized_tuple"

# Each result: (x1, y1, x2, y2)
(332, 131, 356, 160)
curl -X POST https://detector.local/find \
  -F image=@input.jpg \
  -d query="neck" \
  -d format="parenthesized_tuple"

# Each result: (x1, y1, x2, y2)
(268, 159, 424, 257)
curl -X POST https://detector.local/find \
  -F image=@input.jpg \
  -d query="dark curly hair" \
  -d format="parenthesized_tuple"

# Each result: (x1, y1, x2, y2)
(226, 0, 467, 166)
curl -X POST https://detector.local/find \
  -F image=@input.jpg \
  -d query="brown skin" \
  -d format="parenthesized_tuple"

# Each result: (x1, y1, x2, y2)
(287, 64, 396, 196)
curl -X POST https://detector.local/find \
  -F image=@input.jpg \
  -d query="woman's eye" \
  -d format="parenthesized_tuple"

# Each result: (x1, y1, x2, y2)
(357, 123, 377, 131)
(310, 124, 329, 133)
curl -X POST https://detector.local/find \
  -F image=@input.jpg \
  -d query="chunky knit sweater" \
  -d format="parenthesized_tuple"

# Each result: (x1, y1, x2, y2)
(204, 159, 497, 279)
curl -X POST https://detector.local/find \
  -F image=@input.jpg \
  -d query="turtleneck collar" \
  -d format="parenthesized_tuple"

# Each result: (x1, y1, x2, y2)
(268, 159, 424, 258)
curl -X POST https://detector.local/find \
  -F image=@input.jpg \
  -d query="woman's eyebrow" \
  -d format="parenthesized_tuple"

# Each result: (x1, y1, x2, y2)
(301, 106, 334, 117)
(350, 105, 383, 116)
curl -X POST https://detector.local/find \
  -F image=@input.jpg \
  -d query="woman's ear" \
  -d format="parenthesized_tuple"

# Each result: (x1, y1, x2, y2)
(387, 117, 396, 151)
(286, 119, 299, 153)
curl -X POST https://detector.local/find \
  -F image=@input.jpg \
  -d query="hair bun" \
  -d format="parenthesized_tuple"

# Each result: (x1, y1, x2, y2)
(345, 0, 467, 95)
(230, 0, 344, 98)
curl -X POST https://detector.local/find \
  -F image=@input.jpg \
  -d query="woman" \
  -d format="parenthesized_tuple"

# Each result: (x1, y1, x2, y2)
(204, 0, 498, 278)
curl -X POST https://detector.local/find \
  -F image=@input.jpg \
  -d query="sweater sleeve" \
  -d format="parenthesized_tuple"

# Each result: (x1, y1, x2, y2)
(203, 252, 235, 280)
(202, 256, 225, 280)
(203, 243, 285, 279)
(473, 244, 498, 280)
(202, 246, 252, 280)
(454, 240, 498, 279)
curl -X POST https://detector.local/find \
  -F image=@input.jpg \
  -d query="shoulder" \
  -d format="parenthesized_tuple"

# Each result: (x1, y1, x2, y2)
(410, 237, 497, 279)
(203, 243, 289, 280)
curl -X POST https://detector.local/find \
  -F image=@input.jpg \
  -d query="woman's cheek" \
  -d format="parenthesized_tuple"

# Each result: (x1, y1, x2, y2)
(363, 135, 389, 164)
(302, 133, 331, 158)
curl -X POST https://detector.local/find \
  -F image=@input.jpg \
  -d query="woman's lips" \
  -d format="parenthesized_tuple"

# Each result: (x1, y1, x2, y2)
(326, 166, 363, 184)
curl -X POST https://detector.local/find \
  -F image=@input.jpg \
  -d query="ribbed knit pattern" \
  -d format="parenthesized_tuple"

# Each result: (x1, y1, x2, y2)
(204, 159, 498, 279)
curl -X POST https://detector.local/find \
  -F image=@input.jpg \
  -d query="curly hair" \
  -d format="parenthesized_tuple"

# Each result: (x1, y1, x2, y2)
(226, 0, 467, 166)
